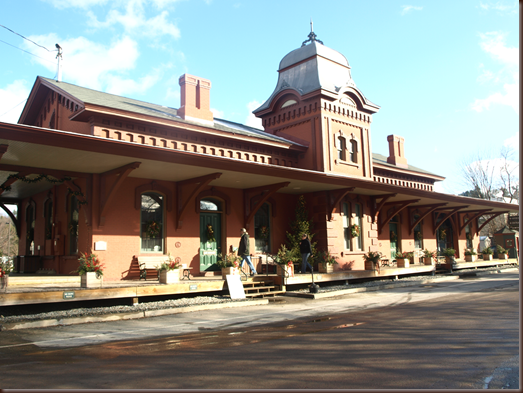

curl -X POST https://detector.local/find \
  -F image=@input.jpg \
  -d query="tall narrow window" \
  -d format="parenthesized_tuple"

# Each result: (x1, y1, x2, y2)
(254, 203, 270, 253)
(465, 224, 473, 249)
(337, 136, 346, 161)
(68, 195, 79, 255)
(44, 199, 53, 240)
(349, 139, 358, 163)
(353, 203, 362, 250)
(26, 204, 35, 255)
(342, 202, 351, 249)
(413, 213, 423, 249)
(141, 192, 164, 253)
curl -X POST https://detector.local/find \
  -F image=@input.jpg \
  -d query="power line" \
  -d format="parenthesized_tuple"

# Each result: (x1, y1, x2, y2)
(0, 39, 55, 64)
(0, 98, 28, 119)
(0, 24, 56, 52)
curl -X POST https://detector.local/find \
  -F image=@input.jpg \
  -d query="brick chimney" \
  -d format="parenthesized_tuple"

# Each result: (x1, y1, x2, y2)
(387, 134, 408, 168)
(178, 74, 214, 125)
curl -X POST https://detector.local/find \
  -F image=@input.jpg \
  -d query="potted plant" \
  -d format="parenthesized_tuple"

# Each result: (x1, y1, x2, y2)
(363, 250, 382, 272)
(464, 248, 477, 262)
(76, 252, 104, 288)
(156, 253, 180, 284)
(442, 248, 456, 264)
(0, 258, 13, 292)
(217, 252, 241, 279)
(496, 245, 508, 260)
(422, 249, 437, 265)
(272, 245, 297, 277)
(396, 251, 414, 268)
(315, 250, 338, 273)
(481, 247, 493, 261)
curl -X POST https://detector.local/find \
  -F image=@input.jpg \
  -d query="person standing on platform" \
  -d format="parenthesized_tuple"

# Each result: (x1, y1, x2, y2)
(300, 233, 314, 274)
(239, 228, 257, 276)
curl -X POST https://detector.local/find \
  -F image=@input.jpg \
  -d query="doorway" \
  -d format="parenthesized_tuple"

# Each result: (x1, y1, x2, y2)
(199, 199, 222, 272)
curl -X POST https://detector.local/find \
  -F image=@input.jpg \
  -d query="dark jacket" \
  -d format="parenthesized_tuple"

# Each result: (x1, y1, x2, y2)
(300, 238, 312, 254)
(238, 233, 250, 256)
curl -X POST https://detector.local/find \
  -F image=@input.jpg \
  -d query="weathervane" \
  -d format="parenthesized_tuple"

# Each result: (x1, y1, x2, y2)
(301, 19, 323, 47)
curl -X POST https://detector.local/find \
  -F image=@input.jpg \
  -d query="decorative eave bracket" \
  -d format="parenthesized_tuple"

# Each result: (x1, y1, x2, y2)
(99, 162, 141, 227)
(244, 182, 290, 230)
(458, 209, 492, 236)
(378, 199, 420, 235)
(177, 173, 222, 229)
(371, 193, 397, 224)
(432, 206, 469, 235)
(476, 211, 509, 235)
(327, 187, 355, 221)
(408, 203, 447, 235)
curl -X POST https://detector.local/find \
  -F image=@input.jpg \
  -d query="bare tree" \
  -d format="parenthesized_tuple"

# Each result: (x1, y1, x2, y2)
(460, 147, 519, 235)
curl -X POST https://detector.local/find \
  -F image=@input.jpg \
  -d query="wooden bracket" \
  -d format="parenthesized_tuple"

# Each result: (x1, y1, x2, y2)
(177, 173, 222, 229)
(0, 144, 8, 161)
(371, 193, 397, 223)
(432, 206, 469, 235)
(327, 187, 355, 221)
(99, 162, 141, 227)
(408, 203, 447, 235)
(378, 199, 420, 234)
(457, 209, 491, 235)
(243, 182, 290, 230)
(477, 211, 509, 234)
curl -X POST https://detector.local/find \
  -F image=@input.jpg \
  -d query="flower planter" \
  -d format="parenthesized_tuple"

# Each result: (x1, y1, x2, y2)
(160, 269, 180, 284)
(318, 262, 334, 273)
(422, 257, 434, 265)
(498, 253, 508, 260)
(0, 275, 8, 292)
(276, 264, 294, 277)
(482, 254, 493, 261)
(465, 255, 477, 262)
(396, 258, 410, 268)
(364, 260, 379, 271)
(81, 272, 103, 288)
(221, 267, 238, 279)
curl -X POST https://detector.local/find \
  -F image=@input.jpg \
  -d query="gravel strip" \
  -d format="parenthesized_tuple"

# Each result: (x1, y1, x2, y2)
(0, 265, 515, 324)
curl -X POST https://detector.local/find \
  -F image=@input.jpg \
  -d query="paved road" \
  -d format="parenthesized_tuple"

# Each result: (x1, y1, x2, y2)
(0, 271, 519, 389)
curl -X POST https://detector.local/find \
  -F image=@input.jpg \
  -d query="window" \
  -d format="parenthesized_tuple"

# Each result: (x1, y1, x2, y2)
(68, 195, 79, 255)
(337, 136, 346, 161)
(200, 199, 220, 211)
(342, 203, 350, 249)
(349, 139, 358, 163)
(465, 224, 473, 249)
(141, 192, 164, 252)
(44, 199, 53, 240)
(353, 203, 362, 250)
(254, 203, 271, 253)
(413, 214, 423, 249)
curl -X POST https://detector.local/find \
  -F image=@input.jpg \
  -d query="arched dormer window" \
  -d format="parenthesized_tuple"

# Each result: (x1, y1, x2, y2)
(281, 99, 297, 108)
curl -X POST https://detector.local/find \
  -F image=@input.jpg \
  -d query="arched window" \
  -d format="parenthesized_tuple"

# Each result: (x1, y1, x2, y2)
(44, 199, 53, 240)
(68, 195, 79, 255)
(254, 203, 271, 253)
(337, 136, 346, 161)
(465, 223, 473, 249)
(413, 213, 423, 249)
(349, 139, 358, 163)
(25, 203, 35, 255)
(141, 192, 164, 253)
(342, 202, 351, 249)
(353, 203, 363, 250)
(200, 199, 221, 211)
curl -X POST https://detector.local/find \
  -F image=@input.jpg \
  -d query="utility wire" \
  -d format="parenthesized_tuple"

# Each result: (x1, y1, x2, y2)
(0, 39, 55, 64)
(0, 24, 56, 52)
(0, 99, 28, 119)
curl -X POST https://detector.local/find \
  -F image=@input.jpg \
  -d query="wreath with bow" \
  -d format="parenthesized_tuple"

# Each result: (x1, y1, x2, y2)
(207, 224, 215, 242)
(146, 221, 161, 238)
(351, 224, 360, 237)
(390, 231, 397, 241)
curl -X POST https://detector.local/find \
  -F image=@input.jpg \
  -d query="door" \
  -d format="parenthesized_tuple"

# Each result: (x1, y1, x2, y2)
(389, 222, 398, 259)
(200, 212, 221, 271)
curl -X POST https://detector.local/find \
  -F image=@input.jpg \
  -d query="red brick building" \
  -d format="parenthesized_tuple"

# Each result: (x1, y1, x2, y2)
(0, 32, 517, 280)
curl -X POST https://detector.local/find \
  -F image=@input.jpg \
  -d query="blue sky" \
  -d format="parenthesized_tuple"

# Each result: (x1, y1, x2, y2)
(0, 0, 519, 196)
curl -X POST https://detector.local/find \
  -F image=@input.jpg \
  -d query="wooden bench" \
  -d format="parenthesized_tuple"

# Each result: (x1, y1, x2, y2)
(138, 255, 169, 280)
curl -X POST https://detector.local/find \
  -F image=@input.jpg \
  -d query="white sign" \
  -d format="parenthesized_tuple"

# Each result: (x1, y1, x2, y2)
(203, 250, 217, 256)
(94, 241, 107, 251)
(226, 275, 246, 299)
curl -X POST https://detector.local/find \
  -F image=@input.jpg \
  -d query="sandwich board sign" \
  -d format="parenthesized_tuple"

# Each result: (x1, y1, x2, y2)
(226, 275, 246, 299)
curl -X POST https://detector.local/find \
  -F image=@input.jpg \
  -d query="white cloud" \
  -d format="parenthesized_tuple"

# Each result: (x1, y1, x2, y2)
(0, 80, 31, 124)
(245, 100, 262, 129)
(478, 1, 518, 13)
(471, 31, 519, 114)
(86, 0, 180, 39)
(503, 133, 519, 152)
(401, 5, 423, 15)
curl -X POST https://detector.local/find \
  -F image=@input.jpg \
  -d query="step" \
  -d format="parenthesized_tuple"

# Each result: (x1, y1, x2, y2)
(245, 290, 286, 298)
(244, 285, 278, 294)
